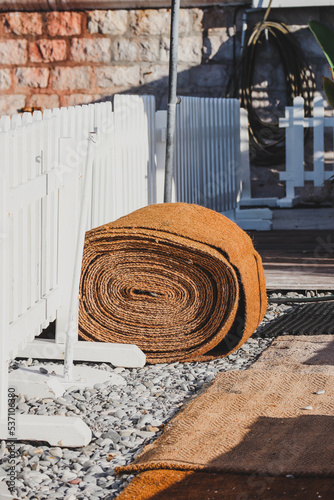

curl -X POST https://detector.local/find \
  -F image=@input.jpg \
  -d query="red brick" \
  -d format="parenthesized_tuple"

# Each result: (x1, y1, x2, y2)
(2, 12, 43, 36)
(16, 67, 49, 89)
(29, 40, 67, 63)
(46, 12, 82, 37)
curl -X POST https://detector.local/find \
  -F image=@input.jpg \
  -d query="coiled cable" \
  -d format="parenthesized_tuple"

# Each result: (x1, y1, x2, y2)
(226, 3, 316, 166)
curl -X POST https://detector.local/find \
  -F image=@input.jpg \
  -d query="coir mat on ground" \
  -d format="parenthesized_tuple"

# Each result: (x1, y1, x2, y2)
(117, 335, 334, 499)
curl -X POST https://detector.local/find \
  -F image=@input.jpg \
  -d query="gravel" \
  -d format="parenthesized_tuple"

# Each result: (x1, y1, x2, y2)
(1, 290, 332, 499)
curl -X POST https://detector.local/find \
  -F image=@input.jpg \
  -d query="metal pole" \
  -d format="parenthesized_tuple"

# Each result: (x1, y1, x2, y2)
(164, 0, 180, 203)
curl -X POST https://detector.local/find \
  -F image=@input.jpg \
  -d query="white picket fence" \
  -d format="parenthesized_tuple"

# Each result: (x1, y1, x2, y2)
(0, 94, 272, 446)
(0, 96, 155, 446)
(278, 95, 334, 207)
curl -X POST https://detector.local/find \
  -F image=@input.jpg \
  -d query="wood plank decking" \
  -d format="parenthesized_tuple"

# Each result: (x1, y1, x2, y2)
(249, 229, 334, 290)
(245, 208, 334, 290)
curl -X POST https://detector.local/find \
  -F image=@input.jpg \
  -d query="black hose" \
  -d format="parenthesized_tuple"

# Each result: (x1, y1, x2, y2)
(226, 13, 316, 166)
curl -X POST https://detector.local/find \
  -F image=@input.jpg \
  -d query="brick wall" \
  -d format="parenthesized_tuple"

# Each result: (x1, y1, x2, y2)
(0, 6, 331, 116)
(1, 6, 333, 204)
(0, 8, 236, 115)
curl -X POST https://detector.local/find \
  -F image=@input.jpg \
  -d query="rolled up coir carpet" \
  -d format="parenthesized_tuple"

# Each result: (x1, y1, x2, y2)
(79, 203, 267, 363)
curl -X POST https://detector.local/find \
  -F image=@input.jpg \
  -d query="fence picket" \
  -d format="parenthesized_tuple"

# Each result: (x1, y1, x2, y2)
(278, 96, 334, 206)
(11, 120, 21, 322)
(114, 95, 150, 218)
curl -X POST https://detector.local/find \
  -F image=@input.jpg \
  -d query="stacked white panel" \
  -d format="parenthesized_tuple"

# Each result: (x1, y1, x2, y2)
(279, 96, 334, 206)
(175, 97, 241, 213)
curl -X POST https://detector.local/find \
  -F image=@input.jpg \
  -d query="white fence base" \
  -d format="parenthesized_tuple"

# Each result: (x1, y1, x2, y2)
(18, 340, 146, 368)
(221, 208, 272, 230)
(8, 363, 127, 400)
(277, 195, 301, 208)
(236, 218, 273, 231)
(0, 415, 91, 448)
(235, 207, 273, 231)
(239, 197, 279, 208)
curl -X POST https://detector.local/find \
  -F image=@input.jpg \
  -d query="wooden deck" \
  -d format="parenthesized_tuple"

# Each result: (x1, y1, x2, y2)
(246, 207, 334, 290)
(248, 229, 334, 290)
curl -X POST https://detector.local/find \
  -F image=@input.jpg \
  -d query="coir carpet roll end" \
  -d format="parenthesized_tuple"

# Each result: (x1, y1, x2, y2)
(79, 203, 267, 363)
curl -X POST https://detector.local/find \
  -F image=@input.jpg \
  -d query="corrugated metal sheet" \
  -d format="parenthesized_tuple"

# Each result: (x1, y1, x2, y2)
(174, 96, 241, 213)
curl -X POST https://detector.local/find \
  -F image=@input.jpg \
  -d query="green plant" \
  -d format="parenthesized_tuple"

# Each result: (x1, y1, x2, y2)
(309, 20, 334, 108)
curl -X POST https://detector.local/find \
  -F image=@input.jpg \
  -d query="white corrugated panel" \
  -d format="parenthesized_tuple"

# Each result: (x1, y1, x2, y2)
(175, 96, 241, 213)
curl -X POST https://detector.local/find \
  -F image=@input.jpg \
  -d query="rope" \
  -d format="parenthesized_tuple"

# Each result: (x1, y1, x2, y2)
(226, 3, 316, 166)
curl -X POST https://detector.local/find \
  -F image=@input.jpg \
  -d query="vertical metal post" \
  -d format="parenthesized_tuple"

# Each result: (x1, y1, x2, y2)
(164, 0, 180, 203)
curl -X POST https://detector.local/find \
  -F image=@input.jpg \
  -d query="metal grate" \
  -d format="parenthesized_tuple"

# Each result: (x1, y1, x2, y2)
(256, 302, 334, 338)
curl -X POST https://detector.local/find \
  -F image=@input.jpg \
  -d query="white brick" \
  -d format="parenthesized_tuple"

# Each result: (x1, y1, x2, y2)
(94, 66, 141, 89)
(52, 66, 91, 90)
(203, 28, 234, 62)
(29, 94, 60, 111)
(16, 67, 49, 88)
(0, 40, 27, 65)
(0, 69, 11, 90)
(129, 9, 170, 36)
(71, 38, 111, 63)
(160, 36, 203, 64)
(112, 38, 138, 62)
(0, 95, 26, 116)
(88, 10, 128, 35)
(61, 94, 102, 107)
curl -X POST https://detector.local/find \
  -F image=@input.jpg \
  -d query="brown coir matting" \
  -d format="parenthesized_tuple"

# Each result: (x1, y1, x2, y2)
(117, 336, 334, 499)
(117, 369, 334, 477)
(249, 335, 334, 376)
(117, 470, 334, 500)
(79, 203, 267, 363)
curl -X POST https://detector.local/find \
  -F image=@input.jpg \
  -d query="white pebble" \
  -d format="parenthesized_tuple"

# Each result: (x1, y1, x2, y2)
(5, 318, 287, 499)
